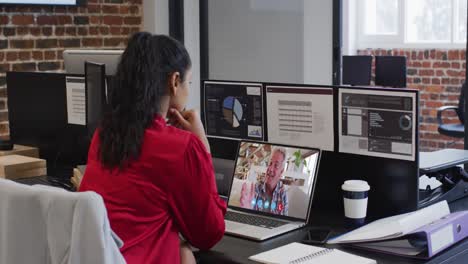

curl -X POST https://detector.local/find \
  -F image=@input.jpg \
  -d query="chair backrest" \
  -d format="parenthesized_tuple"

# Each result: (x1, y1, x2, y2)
(0, 180, 125, 264)
(457, 82, 466, 123)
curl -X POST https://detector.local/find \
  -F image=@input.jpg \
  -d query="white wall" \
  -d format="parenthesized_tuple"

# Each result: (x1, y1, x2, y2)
(142, 0, 200, 109)
(208, 0, 333, 85)
(142, 0, 169, 35)
(184, 0, 201, 110)
(343, 0, 357, 55)
(143, 0, 335, 107)
(208, 0, 304, 83)
(303, 0, 333, 85)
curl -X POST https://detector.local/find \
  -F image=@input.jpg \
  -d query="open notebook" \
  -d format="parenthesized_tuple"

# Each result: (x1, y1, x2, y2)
(249, 242, 376, 264)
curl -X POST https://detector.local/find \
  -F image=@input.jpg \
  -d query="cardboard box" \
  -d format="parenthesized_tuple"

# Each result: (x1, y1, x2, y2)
(0, 155, 46, 179)
(0, 145, 39, 158)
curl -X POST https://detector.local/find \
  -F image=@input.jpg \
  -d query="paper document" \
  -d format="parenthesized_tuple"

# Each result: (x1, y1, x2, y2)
(66, 76, 86, 126)
(266, 86, 334, 151)
(249, 242, 376, 264)
(328, 201, 450, 244)
(338, 88, 417, 161)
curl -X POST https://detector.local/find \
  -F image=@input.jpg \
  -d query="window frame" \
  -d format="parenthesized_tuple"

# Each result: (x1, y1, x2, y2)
(356, 0, 466, 49)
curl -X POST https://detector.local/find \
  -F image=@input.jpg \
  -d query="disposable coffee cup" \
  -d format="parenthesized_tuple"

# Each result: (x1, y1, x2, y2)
(342, 180, 370, 228)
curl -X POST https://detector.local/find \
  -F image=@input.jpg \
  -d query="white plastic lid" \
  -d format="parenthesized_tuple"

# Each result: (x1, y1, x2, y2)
(342, 180, 370, 192)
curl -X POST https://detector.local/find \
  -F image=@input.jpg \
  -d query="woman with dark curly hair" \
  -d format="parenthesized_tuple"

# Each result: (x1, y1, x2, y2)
(79, 32, 226, 264)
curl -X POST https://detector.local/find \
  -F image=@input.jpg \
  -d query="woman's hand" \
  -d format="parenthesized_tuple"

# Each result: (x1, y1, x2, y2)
(168, 108, 211, 153)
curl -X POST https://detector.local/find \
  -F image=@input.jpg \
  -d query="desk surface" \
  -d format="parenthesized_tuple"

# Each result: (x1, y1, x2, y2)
(420, 149, 468, 173)
(198, 198, 468, 263)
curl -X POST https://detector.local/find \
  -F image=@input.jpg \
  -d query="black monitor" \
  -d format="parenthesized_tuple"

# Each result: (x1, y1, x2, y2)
(342, 55, 372, 86)
(202, 80, 265, 141)
(313, 86, 419, 219)
(7, 71, 88, 177)
(375, 56, 407, 88)
(85, 61, 106, 137)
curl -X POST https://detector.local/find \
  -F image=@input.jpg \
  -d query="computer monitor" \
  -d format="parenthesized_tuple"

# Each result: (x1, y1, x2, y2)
(85, 61, 106, 137)
(203, 80, 265, 141)
(63, 49, 122, 75)
(265, 84, 334, 151)
(342, 55, 372, 86)
(312, 86, 419, 219)
(7, 72, 88, 177)
(338, 87, 417, 161)
(375, 56, 407, 88)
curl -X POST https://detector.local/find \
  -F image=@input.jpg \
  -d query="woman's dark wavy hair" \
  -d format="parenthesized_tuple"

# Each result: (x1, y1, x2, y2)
(99, 32, 191, 169)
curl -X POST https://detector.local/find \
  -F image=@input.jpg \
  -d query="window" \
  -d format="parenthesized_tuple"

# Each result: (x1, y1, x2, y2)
(363, 0, 399, 35)
(456, 0, 468, 42)
(357, 0, 467, 48)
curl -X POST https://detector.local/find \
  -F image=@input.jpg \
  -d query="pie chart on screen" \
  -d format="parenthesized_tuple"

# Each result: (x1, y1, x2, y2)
(222, 96, 243, 128)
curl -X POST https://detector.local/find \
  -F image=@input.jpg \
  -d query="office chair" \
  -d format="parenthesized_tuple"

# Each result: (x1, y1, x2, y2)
(342, 55, 372, 86)
(375, 56, 407, 88)
(0, 180, 125, 264)
(437, 82, 466, 138)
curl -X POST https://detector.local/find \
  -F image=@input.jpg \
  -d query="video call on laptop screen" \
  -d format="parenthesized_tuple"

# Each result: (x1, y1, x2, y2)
(228, 142, 319, 220)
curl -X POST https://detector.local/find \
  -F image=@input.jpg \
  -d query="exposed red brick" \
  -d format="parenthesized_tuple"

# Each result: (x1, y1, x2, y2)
(77, 27, 88, 35)
(420, 69, 435, 76)
(6, 52, 17, 61)
(102, 5, 119, 14)
(16, 27, 28, 35)
(120, 6, 129, 14)
(44, 50, 55, 60)
(433, 62, 451, 68)
(0, 16, 9, 25)
(103, 16, 123, 25)
(65, 27, 77, 36)
(18, 51, 31, 60)
(87, 4, 100, 13)
(0, 2, 142, 138)
(448, 50, 460, 60)
(12, 15, 34, 25)
(82, 38, 103, 47)
(30, 27, 41, 36)
(451, 62, 461, 69)
(110, 27, 121, 35)
(89, 16, 101, 24)
(447, 70, 462, 77)
(89, 26, 99, 35)
(124, 17, 141, 25)
(32, 51, 43, 60)
(99, 26, 109, 35)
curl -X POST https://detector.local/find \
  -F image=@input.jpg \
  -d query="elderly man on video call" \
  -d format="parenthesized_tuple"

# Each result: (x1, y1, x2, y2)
(240, 147, 289, 216)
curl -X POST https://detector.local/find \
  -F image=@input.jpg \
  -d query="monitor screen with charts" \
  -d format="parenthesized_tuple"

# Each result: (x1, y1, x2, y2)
(265, 85, 334, 151)
(338, 87, 417, 161)
(228, 141, 320, 220)
(203, 81, 265, 140)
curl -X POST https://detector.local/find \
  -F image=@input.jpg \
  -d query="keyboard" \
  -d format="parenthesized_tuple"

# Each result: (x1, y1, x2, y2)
(225, 211, 288, 229)
(14, 175, 75, 191)
(15, 175, 51, 185)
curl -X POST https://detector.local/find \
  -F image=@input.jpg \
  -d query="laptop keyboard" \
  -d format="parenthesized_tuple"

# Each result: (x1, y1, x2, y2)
(225, 211, 288, 229)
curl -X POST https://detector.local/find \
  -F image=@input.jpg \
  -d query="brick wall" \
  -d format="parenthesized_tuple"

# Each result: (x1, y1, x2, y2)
(358, 48, 466, 151)
(0, 0, 143, 136)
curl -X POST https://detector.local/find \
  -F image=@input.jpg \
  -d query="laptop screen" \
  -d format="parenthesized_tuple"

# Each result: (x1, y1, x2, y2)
(228, 141, 320, 220)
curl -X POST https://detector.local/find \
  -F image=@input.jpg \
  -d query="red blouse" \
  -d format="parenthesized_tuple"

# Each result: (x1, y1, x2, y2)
(79, 116, 227, 264)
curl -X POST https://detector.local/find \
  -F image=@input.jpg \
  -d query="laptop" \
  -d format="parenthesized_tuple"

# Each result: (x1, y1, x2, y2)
(224, 141, 321, 241)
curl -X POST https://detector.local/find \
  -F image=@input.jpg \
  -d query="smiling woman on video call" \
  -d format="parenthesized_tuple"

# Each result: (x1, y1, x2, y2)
(79, 32, 227, 264)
